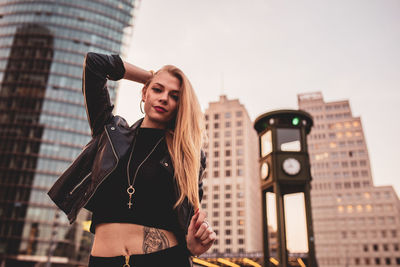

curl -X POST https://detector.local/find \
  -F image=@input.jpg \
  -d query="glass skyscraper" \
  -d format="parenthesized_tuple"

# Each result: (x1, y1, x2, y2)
(0, 1, 135, 266)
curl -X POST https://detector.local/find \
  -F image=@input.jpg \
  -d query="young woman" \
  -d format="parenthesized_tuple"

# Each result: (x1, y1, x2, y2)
(47, 52, 215, 267)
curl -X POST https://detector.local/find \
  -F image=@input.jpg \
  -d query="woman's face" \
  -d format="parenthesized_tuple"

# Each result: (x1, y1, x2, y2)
(141, 71, 181, 129)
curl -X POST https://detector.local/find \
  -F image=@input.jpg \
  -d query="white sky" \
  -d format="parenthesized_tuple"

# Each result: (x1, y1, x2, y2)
(116, 0, 400, 199)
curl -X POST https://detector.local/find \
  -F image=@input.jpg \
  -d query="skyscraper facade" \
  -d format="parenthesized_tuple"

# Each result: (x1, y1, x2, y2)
(298, 92, 400, 266)
(201, 95, 262, 256)
(0, 1, 135, 266)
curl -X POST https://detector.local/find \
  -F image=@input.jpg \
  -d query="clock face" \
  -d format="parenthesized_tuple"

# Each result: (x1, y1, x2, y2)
(260, 162, 270, 180)
(282, 158, 301, 176)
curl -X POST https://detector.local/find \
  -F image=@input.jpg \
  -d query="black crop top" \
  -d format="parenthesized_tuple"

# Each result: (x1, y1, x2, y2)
(87, 127, 180, 234)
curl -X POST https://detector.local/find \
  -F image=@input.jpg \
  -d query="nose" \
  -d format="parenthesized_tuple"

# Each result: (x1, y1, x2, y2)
(159, 91, 168, 104)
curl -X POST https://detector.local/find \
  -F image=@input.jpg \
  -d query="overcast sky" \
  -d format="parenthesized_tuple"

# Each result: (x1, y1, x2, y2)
(116, 0, 400, 198)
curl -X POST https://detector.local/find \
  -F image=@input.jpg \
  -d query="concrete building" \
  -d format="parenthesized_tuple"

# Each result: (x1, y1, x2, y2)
(0, 1, 135, 266)
(201, 95, 262, 256)
(298, 92, 400, 266)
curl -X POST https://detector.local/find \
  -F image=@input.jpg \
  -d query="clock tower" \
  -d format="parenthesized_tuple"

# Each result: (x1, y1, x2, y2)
(254, 109, 318, 267)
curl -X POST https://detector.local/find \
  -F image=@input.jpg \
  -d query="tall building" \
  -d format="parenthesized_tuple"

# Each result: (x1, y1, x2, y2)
(0, 1, 135, 266)
(201, 95, 262, 256)
(298, 92, 400, 266)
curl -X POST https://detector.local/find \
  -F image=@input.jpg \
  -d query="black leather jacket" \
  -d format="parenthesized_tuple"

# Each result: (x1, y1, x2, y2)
(47, 52, 206, 250)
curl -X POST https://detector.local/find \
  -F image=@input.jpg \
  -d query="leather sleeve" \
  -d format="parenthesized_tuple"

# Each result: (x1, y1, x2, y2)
(82, 52, 126, 137)
(198, 149, 207, 203)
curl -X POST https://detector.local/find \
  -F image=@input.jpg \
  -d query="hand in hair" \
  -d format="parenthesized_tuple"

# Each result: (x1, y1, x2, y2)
(122, 60, 153, 84)
(186, 209, 216, 256)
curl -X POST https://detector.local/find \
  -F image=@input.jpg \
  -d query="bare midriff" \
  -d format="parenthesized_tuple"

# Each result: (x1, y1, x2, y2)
(90, 223, 179, 256)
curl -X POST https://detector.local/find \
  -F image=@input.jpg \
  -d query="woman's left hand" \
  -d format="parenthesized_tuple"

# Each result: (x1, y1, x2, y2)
(186, 209, 216, 256)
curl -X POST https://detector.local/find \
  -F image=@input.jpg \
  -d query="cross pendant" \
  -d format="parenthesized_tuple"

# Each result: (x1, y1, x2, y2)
(127, 200, 133, 209)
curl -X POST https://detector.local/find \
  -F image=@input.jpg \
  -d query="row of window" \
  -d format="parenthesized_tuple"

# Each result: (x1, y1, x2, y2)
(203, 184, 243, 191)
(203, 169, 244, 178)
(318, 257, 400, 266)
(313, 149, 365, 161)
(364, 243, 399, 252)
(336, 203, 394, 213)
(203, 192, 244, 200)
(211, 219, 245, 227)
(211, 130, 245, 138)
(205, 111, 243, 121)
(213, 158, 244, 167)
(207, 139, 244, 148)
(211, 210, 245, 217)
(334, 180, 370, 189)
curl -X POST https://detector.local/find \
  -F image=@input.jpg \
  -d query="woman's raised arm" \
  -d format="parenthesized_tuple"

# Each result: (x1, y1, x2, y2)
(122, 60, 153, 84)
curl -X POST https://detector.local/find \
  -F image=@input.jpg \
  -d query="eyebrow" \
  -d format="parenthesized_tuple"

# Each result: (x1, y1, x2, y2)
(153, 82, 179, 93)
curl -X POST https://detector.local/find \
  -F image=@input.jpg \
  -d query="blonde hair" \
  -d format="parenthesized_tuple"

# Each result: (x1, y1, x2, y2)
(143, 65, 206, 210)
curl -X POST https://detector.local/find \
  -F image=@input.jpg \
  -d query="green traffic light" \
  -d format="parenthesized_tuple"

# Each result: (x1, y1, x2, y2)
(292, 117, 300, 126)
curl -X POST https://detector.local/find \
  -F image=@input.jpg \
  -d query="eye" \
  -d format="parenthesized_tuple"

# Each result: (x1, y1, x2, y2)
(152, 87, 162, 92)
(171, 95, 179, 101)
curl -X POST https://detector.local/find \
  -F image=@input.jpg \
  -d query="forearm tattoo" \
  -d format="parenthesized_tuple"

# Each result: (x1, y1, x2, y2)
(142, 227, 170, 253)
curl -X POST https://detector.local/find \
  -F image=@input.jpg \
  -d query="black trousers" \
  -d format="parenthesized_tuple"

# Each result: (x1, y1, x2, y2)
(87, 244, 192, 267)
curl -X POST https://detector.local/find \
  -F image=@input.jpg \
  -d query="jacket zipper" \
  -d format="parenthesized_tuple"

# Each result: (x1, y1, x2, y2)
(80, 125, 120, 209)
(69, 171, 92, 195)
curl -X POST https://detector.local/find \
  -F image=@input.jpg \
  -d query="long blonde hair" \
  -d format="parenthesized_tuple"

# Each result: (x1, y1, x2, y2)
(143, 65, 206, 210)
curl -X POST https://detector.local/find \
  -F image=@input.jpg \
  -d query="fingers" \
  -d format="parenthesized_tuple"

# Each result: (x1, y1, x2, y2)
(195, 210, 207, 229)
(201, 231, 217, 246)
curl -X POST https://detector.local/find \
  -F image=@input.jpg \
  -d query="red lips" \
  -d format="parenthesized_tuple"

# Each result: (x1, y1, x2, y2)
(154, 106, 167, 112)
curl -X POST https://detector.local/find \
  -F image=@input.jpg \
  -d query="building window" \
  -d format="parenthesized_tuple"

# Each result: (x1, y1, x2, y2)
(214, 114, 219, 120)
(238, 219, 244, 225)
(214, 123, 219, 128)
(225, 150, 231, 156)
(213, 194, 219, 199)
(225, 170, 231, 177)
(225, 193, 231, 198)
(225, 220, 231, 226)
(237, 158, 243, 166)
(213, 161, 219, 167)
(225, 112, 231, 118)
(225, 159, 231, 166)
(205, 115, 209, 121)
(225, 202, 231, 208)
(213, 171, 219, 177)
(236, 111, 242, 117)
(236, 129, 242, 136)
(214, 132, 219, 138)
(225, 211, 231, 217)
(225, 121, 231, 127)
(236, 139, 243, 145)
(225, 229, 231, 235)
(225, 185, 231, 190)
(214, 141, 219, 148)
(374, 258, 380, 265)
(238, 229, 244, 235)
(238, 239, 244, 244)
(225, 131, 231, 137)
(213, 221, 219, 227)
(225, 140, 231, 147)
(236, 149, 243, 156)
(213, 211, 219, 217)
(237, 169, 243, 176)
(373, 244, 379, 251)
(385, 258, 391, 265)
(236, 121, 242, 126)
(214, 151, 219, 157)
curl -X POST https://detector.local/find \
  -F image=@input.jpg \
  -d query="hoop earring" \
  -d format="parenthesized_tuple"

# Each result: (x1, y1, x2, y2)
(140, 100, 145, 114)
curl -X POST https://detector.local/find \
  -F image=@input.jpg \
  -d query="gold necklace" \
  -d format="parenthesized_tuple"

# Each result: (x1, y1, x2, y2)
(126, 134, 164, 209)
